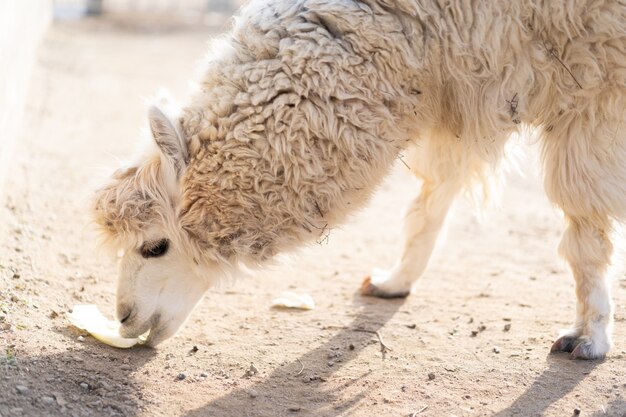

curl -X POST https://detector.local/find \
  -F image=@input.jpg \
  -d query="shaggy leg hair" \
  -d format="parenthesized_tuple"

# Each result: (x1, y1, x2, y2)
(551, 216, 614, 359)
(541, 109, 626, 359)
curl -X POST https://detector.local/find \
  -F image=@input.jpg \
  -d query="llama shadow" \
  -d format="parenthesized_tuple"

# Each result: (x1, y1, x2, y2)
(0, 327, 158, 417)
(591, 398, 626, 416)
(492, 353, 600, 416)
(184, 295, 407, 417)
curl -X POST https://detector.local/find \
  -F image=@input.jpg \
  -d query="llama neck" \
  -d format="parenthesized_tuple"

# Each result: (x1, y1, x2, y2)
(175, 0, 421, 266)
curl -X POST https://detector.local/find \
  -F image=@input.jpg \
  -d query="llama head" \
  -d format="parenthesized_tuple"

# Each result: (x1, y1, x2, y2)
(92, 106, 210, 346)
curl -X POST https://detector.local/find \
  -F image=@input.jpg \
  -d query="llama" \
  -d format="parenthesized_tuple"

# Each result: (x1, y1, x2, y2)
(92, 0, 626, 358)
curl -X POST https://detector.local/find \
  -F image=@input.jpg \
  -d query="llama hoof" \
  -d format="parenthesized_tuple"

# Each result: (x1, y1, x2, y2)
(550, 335, 579, 353)
(570, 337, 608, 360)
(551, 335, 608, 360)
(360, 276, 410, 299)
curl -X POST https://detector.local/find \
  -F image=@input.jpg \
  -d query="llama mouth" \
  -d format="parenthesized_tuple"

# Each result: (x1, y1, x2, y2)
(143, 314, 174, 347)
(119, 314, 155, 339)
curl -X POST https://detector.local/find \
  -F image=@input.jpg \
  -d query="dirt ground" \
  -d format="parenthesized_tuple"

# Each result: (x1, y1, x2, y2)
(1, 17, 626, 417)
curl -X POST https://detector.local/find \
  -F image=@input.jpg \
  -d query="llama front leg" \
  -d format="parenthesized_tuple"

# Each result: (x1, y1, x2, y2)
(551, 217, 614, 359)
(361, 180, 460, 298)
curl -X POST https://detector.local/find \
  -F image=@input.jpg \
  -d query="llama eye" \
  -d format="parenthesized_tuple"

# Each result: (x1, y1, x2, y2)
(140, 239, 169, 258)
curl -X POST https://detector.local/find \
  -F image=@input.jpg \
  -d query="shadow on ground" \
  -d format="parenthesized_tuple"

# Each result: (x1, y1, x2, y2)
(493, 354, 599, 416)
(185, 295, 406, 417)
(0, 331, 158, 417)
(591, 398, 626, 416)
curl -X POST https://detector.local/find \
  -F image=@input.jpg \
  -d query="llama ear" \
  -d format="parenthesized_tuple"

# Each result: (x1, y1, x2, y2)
(148, 105, 188, 175)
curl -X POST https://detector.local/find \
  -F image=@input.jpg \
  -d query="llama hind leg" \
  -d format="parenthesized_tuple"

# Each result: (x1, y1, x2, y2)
(550, 216, 614, 359)
(361, 179, 461, 298)
(542, 110, 625, 359)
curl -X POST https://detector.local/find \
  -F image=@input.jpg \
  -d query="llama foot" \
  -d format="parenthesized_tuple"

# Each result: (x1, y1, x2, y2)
(550, 334, 580, 353)
(551, 331, 610, 360)
(360, 268, 411, 299)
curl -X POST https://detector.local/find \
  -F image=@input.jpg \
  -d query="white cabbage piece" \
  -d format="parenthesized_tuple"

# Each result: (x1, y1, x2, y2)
(68, 304, 147, 348)
(271, 291, 315, 310)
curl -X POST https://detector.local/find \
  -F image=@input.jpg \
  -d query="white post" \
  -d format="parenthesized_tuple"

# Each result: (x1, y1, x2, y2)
(0, 0, 51, 198)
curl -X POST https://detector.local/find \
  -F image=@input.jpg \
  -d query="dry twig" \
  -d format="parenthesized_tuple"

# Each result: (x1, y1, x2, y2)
(397, 153, 411, 170)
(410, 406, 428, 416)
(540, 33, 582, 89)
(353, 328, 392, 353)
(296, 358, 304, 376)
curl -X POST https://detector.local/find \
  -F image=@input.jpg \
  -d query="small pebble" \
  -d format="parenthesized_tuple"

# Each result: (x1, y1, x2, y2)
(246, 364, 258, 377)
(199, 373, 208, 378)
(348, 344, 355, 351)
(247, 389, 258, 398)
(327, 361, 334, 367)
(574, 408, 581, 416)
(120, 364, 131, 371)
(80, 382, 89, 390)
(41, 396, 55, 405)
(503, 324, 511, 332)
(77, 336, 85, 342)
(428, 373, 436, 381)
(177, 373, 186, 381)
(15, 385, 29, 395)
(493, 347, 501, 354)
(288, 406, 301, 412)
(327, 350, 342, 359)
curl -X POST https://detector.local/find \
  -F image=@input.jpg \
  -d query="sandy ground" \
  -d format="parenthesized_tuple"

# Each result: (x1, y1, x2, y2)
(1, 18, 626, 417)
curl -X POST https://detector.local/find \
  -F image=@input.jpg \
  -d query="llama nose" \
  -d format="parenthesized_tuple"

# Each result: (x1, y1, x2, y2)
(120, 312, 131, 324)
(118, 304, 134, 324)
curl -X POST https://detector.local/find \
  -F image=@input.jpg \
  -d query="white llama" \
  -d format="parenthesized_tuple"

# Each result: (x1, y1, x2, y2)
(93, 0, 626, 358)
